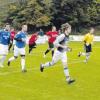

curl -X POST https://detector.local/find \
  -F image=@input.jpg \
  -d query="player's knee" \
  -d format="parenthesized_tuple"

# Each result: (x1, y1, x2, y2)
(62, 61, 67, 67)
(86, 52, 90, 56)
(14, 56, 18, 59)
(21, 55, 25, 58)
(50, 60, 55, 66)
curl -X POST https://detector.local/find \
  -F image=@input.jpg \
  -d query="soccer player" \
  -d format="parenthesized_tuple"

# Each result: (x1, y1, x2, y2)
(29, 32, 38, 54)
(8, 27, 16, 51)
(8, 24, 28, 72)
(43, 26, 58, 57)
(0, 24, 10, 67)
(40, 23, 75, 84)
(78, 27, 94, 63)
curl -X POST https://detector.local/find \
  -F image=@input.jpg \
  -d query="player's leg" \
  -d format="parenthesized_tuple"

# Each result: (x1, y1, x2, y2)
(61, 52, 75, 84)
(40, 50, 61, 72)
(29, 44, 33, 53)
(29, 43, 36, 53)
(8, 46, 18, 66)
(51, 44, 54, 57)
(85, 44, 91, 62)
(0, 54, 6, 67)
(0, 45, 8, 67)
(21, 55, 27, 72)
(8, 40, 13, 51)
(78, 44, 86, 57)
(20, 48, 27, 72)
(43, 42, 51, 57)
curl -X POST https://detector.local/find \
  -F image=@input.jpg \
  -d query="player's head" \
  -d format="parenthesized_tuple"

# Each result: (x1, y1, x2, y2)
(61, 23, 71, 36)
(52, 26, 56, 32)
(90, 27, 95, 34)
(11, 27, 15, 31)
(5, 23, 10, 31)
(22, 24, 28, 32)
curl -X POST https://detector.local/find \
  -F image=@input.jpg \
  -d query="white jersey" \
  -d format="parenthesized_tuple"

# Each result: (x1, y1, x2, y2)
(54, 34, 69, 52)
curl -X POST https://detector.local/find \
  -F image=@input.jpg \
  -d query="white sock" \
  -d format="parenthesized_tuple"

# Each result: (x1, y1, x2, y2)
(86, 53, 90, 61)
(82, 52, 86, 56)
(43, 61, 54, 68)
(43, 62, 51, 67)
(21, 58, 25, 70)
(9, 57, 16, 62)
(64, 67, 71, 81)
(0, 56, 6, 65)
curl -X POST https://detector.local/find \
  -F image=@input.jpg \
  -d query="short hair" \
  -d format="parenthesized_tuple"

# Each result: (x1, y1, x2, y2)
(61, 23, 70, 32)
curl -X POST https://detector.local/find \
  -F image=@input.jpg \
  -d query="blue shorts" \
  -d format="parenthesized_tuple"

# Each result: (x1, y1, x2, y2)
(84, 44, 92, 53)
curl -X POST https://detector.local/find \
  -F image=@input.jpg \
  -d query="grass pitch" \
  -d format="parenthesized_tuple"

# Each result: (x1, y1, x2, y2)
(0, 42, 100, 100)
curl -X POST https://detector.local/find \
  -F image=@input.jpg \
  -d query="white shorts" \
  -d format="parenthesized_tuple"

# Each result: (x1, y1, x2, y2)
(14, 46, 25, 57)
(52, 50, 67, 63)
(0, 44, 8, 55)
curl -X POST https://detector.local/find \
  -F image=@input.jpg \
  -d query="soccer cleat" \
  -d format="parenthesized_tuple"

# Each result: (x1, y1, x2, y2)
(22, 69, 27, 73)
(67, 79, 75, 84)
(40, 64, 44, 72)
(7, 61, 10, 66)
(78, 52, 82, 57)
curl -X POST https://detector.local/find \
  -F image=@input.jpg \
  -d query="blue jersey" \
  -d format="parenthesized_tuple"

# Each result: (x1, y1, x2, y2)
(0, 29, 10, 45)
(15, 31, 27, 48)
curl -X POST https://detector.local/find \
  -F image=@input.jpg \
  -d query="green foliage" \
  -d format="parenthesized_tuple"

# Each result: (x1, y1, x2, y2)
(5, 0, 52, 28)
(0, 0, 100, 31)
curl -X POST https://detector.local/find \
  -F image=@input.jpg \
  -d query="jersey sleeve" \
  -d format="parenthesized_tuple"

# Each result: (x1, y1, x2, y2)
(83, 34, 88, 42)
(54, 34, 65, 47)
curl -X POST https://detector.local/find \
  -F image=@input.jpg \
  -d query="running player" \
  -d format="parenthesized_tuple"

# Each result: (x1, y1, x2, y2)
(40, 23, 75, 84)
(8, 24, 28, 72)
(43, 26, 58, 57)
(78, 27, 94, 63)
(0, 23, 10, 67)
(29, 32, 38, 54)
(8, 27, 16, 51)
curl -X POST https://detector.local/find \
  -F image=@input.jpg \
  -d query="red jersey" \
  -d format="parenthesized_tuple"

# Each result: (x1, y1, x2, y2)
(29, 34, 38, 45)
(10, 31, 16, 40)
(46, 31, 58, 43)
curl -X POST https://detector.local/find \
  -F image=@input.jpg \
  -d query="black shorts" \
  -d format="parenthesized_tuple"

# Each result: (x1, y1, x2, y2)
(48, 42, 54, 49)
(29, 43, 36, 48)
(84, 44, 92, 53)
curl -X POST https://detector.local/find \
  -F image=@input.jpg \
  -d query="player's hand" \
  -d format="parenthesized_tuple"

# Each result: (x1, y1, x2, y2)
(67, 47, 72, 52)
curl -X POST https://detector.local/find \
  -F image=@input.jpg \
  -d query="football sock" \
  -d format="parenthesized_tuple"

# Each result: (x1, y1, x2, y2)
(21, 58, 25, 70)
(9, 56, 16, 62)
(52, 50, 54, 57)
(45, 49, 50, 55)
(64, 67, 71, 81)
(0, 55, 6, 65)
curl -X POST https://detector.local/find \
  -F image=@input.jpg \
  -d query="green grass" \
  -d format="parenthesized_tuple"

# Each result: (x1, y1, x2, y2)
(0, 42, 100, 100)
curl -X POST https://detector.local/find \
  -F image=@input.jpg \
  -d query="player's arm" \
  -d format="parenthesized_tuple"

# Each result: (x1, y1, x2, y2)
(83, 34, 87, 43)
(46, 31, 51, 39)
(14, 37, 22, 41)
(14, 33, 22, 42)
